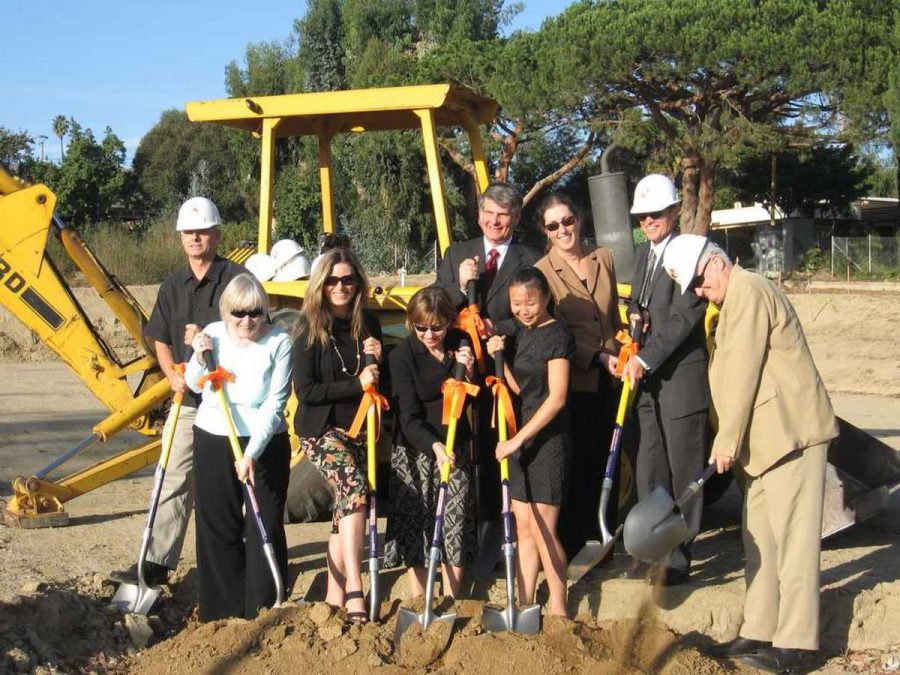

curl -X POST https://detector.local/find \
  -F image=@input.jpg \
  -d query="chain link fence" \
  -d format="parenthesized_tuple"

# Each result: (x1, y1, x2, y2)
(831, 236, 900, 279)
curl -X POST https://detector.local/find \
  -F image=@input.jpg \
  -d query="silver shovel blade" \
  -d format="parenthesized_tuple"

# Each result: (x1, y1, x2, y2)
(567, 525, 623, 583)
(111, 582, 160, 615)
(394, 607, 457, 651)
(482, 603, 541, 635)
(623, 486, 690, 563)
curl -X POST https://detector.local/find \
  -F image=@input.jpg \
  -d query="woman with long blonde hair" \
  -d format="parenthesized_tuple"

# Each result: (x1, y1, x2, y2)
(293, 247, 383, 624)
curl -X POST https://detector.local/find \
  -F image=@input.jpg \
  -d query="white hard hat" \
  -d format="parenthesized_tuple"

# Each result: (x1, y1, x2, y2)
(270, 238, 304, 263)
(245, 253, 278, 282)
(662, 234, 708, 294)
(176, 197, 222, 231)
(272, 253, 311, 281)
(630, 174, 681, 215)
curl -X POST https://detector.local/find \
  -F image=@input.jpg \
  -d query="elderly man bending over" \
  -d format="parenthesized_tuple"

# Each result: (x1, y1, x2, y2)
(662, 235, 838, 674)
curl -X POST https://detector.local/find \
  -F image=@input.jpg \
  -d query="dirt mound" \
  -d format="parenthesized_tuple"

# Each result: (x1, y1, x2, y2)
(124, 598, 725, 675)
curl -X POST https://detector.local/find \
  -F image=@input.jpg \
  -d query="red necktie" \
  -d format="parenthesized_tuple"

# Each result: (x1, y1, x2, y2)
(484, 248, 499, 290)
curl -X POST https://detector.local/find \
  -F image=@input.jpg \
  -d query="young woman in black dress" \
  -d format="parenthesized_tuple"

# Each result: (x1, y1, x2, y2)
(385, 287, 476, 599)
(293, 247, 383, 624)
(486, 267, 574, 618)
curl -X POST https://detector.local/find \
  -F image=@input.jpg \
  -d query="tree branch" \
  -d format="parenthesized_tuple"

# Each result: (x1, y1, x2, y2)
(522, 132, 596, 205)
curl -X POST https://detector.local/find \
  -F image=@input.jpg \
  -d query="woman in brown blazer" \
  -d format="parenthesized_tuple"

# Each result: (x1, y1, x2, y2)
(534, 192, 623, 562)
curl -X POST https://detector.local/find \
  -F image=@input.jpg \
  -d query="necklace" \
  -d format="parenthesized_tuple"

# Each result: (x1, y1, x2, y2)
(330, 334, 361, 376)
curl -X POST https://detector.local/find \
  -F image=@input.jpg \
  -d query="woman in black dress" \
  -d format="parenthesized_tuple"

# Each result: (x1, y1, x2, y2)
(386, 287, 476, 599)
(293, 247, 383, 624)
(487, 267, 575, 618)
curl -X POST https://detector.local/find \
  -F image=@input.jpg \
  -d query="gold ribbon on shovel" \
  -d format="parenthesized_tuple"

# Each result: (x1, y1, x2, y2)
(456, 305, 488, 373)
(348, 385, 390, 440)
(614, 328, 640, 377)
(441, 378, 481, 425)
(485, 375, 518, 437)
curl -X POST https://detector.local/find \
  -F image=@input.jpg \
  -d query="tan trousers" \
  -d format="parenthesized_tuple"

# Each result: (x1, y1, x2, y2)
(739, 441, 828, 650)
(146, 405, 196, 569)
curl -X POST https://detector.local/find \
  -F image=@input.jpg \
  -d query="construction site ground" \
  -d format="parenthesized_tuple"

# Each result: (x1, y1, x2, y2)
(1, 287, 898, 673)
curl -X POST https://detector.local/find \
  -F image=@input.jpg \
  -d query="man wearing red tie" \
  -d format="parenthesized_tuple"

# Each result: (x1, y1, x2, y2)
(436, 181, 541, 548)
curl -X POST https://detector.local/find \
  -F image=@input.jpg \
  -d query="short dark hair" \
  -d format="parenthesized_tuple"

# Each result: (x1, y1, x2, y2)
(509, 266, 551, 299)
(405, 287, 457, 333)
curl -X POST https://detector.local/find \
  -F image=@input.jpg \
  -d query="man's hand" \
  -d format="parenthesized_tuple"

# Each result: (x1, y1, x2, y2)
(711, 453, 734, 474)
(598, 352, 618, 377)
(459, 256, 480, 293)
(621, 356, 645, 387)
(629, 311, 650, 335)
(167, 369, 187, 394)
(184, 323, 201, 346)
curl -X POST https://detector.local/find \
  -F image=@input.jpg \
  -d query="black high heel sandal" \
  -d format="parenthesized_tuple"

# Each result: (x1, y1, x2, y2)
(344, 590, 368, 625)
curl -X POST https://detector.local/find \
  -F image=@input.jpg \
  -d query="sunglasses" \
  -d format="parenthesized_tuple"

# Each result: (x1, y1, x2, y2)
(544, 214, 577, 232)
(689, 258, 712, 291)
(231, 308, 264, 319)
(413, 324, 447, 334)
(324, 274, 358, 287)
(639, 208, 670, 221)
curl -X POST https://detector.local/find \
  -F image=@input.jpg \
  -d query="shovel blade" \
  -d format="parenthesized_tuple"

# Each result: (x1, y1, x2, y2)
(482, 603, 541, 635)
(111, 582, 160, 615)
(394, 607, 457, 651)
(623, 486, 690, 563)
(567, 528, 621, 584)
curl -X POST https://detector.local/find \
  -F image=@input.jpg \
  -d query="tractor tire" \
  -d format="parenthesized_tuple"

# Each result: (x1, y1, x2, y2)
(285, 456, 333, 524)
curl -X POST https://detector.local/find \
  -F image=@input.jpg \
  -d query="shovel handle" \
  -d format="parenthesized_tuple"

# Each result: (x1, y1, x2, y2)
(466, 279, 478, 309)
(674, 463, 718, 510)
(629, 315, 644, 347)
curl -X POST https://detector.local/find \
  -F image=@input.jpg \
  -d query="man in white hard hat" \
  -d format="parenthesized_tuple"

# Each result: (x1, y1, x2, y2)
(619, 174, 710, 586)
(109, 196, 243, 588)
(662, 235, 837, 672)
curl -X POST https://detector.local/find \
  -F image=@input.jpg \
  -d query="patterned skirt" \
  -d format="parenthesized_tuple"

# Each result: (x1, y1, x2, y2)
(301, 427, 368, 534)
(384, 444, 476, 569)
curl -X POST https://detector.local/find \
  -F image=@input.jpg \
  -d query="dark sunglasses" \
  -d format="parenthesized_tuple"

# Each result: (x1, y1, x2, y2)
(688, 258, 712, 291)
(413, 324, 447, 334)
(544, 214, 577, 232)
(231, 308, 264, 319)
(324, 273, 358, 287)
(639, 208, 670, 221)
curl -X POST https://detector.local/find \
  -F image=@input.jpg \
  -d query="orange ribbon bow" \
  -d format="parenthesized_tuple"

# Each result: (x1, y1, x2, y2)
(485, 375, 518, 436)
(198, 366, 235, 391)
(614, 329, 640, 377)
(455, 305, 488, 373)
(348, 385, 390, 440)
(440, 378, 481, 425)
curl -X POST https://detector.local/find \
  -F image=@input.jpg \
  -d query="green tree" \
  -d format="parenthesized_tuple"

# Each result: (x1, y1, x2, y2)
(0, 127, 33, 172)
(52, 115, 69, 162)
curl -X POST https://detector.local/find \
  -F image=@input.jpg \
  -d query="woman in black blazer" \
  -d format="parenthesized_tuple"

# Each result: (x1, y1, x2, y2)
(385, 287, 476, 599)
(293, 247, 382, 624)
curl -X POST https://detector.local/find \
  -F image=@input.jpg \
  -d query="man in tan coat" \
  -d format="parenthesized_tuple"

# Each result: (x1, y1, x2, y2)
(662, 235, 838, 673)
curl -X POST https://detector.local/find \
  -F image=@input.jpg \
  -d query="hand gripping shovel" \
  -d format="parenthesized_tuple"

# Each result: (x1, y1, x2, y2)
(200, 351, 285, 607)
(348, 352, 390, 622)
(482, 350, 541, 635)
(568, 319, 643, 583)
(623, 463, 717, 564)
(395, 341, 479, 649)
(112, 363, 186, 614)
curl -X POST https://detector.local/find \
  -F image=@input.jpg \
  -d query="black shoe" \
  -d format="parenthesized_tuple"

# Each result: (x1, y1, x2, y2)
(704, 636, 771, 658)
(108, 561, 171, 586)
(620, 560, 650, 580)
(660, 568, 690, 587)
(739, 647, 815, 673)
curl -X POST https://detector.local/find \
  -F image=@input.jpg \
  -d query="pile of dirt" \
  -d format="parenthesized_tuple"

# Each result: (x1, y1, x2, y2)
(123, 597, 725, 675)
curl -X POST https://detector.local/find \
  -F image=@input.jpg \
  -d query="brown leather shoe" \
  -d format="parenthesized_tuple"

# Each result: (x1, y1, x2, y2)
(704, 636, 771, 658)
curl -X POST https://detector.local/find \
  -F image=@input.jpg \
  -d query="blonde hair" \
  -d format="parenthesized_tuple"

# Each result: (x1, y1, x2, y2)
(301, 247, 370, 348)
(219, 273, 268, 321)
(405, 287, 457, 333)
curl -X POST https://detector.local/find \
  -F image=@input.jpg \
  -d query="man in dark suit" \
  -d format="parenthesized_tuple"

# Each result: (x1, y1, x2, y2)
(435, 181, 540, 542)
(620, 174, 710, 586)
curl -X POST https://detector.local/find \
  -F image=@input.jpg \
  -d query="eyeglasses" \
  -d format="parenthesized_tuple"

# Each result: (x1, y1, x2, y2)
(639, 208, 669, 221)
(231, 308, 264, 319)
(413, 324, 447, 334)
(689, 258, 712, 290)
(544, 214, 577, 232)
(324, 274, 358, 287)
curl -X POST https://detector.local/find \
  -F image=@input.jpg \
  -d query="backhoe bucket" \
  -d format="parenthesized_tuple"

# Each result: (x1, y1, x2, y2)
(622, 486, 689, 563)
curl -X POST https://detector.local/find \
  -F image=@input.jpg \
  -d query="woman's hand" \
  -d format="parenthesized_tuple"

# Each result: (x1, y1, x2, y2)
(599, 352, 619, 378)
(432, 441, 455, 468)
(362, 337, 383, 363)
(495, 436, 522, 461)
(191, 332, 212, 365)
(359, 363, 379, 389)
(235, 455, 256, 485)
(455, 345, 475, 380)
(486, 334, 505, 357)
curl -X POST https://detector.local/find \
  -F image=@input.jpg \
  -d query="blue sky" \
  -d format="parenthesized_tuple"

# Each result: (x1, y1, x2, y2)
(4, 1, 567, 164)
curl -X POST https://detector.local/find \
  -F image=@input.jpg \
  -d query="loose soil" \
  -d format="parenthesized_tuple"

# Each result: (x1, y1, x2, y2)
(1, 287, 899, 673)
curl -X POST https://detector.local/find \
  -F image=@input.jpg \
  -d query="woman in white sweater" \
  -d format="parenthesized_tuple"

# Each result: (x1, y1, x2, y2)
(186, 273, 292, 621)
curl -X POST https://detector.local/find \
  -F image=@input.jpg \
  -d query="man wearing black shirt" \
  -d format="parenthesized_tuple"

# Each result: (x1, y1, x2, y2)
(109, 197, 242, 586)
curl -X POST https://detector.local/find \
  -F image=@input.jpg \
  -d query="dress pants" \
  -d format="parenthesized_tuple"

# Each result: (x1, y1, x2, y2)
(635, 394, 709, 574)
(193, 426, 290, 621)
(739, 442, 827, 650)
(147, 405, 196, 569)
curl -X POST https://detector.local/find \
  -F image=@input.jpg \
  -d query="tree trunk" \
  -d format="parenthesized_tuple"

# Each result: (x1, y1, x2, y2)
(680, 151, 700, 234)
(694, 161, 715, 236)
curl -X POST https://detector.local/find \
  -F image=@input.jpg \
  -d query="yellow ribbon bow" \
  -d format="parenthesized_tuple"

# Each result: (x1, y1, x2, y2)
(440, 378, 481, 425)
(348, 385, 390, 440)
(455, 305, 488, 373)
(614, 328, 641, 377)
